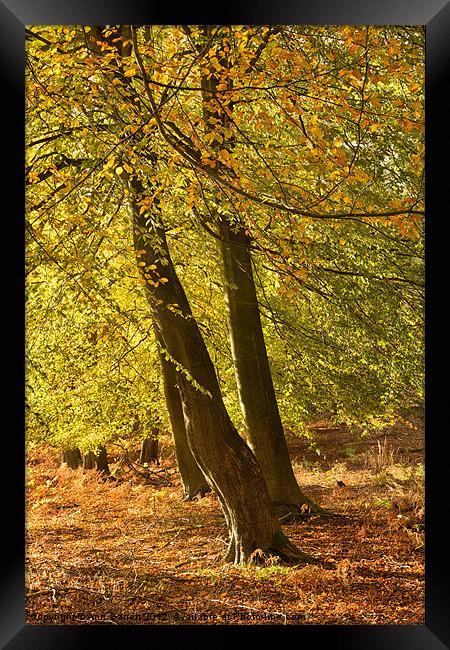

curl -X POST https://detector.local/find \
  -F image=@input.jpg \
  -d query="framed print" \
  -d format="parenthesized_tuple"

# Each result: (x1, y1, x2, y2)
(2, 0, 449, 647)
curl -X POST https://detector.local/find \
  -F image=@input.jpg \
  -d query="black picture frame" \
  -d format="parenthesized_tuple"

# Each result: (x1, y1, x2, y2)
(3, 1, 449, 647)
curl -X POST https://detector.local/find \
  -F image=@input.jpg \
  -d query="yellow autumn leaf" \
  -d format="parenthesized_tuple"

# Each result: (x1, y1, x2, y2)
(294, 268, 308, 281)
(28, 170, 40, 183)
(124, 67, 139, 77)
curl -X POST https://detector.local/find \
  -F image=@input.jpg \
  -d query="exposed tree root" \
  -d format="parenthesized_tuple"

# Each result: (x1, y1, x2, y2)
(225, 529, 317, 566)
(274, 500, 334, 522)
(274, 542, 317, 564)
(243, 544, 316, 566)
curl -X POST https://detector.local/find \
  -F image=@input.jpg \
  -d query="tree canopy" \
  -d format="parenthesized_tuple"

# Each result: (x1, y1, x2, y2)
(25, 24, 424, 455)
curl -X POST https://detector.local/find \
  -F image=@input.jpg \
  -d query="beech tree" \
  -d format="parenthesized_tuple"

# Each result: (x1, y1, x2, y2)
(128, 172, 309, 562)
(190, 25, 320, 516)
(25, 24, 424, 562)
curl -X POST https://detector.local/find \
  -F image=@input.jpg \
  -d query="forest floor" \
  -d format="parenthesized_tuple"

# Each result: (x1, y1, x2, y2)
(25, 413, 424, 625)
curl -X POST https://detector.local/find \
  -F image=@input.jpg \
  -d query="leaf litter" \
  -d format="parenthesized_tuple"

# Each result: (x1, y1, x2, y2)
(26, 415, 424, 625)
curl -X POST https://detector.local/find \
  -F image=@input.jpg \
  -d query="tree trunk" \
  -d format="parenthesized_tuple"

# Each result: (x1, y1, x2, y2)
(155, 327, 211, 500)
(198, 30, 320, 518)
(95, 446, 110, 475)
(219, 219, 320, 517)
(83, 26, 208, 500)
(130, 180, 312, 564)
(61, 447, 82, 469)
(83, 450, 96, 470)
(83, 446, 110, 475)
(140, 429, 159, 465)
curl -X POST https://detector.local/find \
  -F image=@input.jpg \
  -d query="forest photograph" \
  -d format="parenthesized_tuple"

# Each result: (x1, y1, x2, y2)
(25, 24, 425, 625)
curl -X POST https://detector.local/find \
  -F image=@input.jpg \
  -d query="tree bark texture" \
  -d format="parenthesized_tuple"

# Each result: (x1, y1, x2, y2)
(155, 327, 211, 500)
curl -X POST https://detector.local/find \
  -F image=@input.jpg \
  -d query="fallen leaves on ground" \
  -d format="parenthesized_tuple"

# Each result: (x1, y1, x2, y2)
(25, 416, 424, 625)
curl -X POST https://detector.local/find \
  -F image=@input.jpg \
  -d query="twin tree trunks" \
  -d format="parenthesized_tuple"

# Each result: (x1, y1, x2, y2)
(130, 177, 314, 564)
(61, 446, 110, 475)
(70, 25, 317, 564)
(83, 446, 110, 475)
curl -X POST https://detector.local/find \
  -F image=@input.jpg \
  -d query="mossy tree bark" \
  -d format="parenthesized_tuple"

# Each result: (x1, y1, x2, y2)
(129, 179, 312, 564)
(218, 219, 321, 517)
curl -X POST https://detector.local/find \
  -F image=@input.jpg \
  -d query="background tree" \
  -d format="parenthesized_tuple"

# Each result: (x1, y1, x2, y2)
(141, 24, 423, 426)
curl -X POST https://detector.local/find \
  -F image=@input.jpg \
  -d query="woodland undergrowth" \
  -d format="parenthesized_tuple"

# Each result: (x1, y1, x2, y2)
(26, 416, 424, 625)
